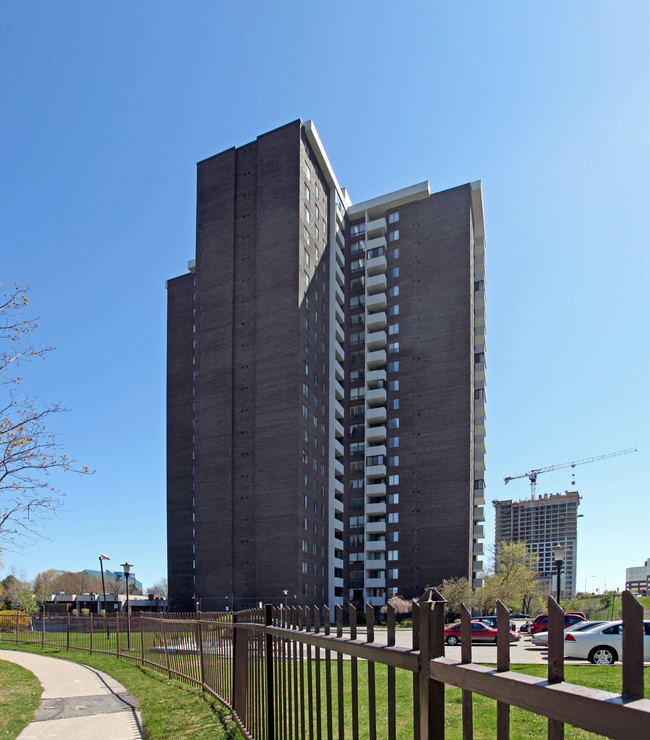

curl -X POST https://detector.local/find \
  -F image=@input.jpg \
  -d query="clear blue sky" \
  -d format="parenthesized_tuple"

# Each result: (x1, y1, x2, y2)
(1, 1, 648, 593)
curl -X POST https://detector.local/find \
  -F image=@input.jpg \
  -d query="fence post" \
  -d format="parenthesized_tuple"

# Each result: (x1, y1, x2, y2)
(116, 613, 121, 658)
(429, 588, 446, 739)
(140, 615, 145, 665)
(90, 613, 93, 654)
(265, 604, 275, 740)
(162, 619, 172, 679)
(41, 610, 45, 649)
(15, 612, 19, 645)
(622, 590, 644, 701)
(66, 614, 70, 651)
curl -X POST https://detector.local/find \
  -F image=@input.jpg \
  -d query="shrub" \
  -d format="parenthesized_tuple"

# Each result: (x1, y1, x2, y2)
(0, 610, 30, 631)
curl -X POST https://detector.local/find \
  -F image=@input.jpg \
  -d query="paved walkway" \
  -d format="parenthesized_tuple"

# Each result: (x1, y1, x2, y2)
(0, 650, 143, 739)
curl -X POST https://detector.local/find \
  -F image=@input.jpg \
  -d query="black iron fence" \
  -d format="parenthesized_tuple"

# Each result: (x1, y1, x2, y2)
(2, 590, 649, 738)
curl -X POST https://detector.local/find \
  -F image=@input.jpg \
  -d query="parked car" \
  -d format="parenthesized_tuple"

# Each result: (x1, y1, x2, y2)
(444, 620, 520, 646)
(519, 620, 532, 633)
(530, 620, 607, 646)
(564, 620, 650, 664)
(530, 613, 587, 635)
(473, 616, 516, 631)
(509, 612, 530, 619)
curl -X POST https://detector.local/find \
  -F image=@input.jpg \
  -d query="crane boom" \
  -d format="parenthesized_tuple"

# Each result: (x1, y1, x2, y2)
(504, 447, 637, 498)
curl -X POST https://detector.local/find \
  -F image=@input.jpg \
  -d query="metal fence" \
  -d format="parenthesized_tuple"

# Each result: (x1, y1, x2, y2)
(2, 590, 649, 738)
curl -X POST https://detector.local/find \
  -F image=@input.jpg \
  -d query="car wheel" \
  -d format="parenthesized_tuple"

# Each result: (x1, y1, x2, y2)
(588, 646, 618, 665)
(446, 635, 459, 646)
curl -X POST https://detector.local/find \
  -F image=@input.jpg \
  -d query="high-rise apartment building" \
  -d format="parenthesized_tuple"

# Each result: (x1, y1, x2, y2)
(166, 120, 486, 612)
(493, 491, 581, 599)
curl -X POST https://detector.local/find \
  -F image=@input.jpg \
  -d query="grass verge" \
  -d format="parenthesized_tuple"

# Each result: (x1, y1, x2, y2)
(0, 644, 241, 739)
(0, 658, 42, 739)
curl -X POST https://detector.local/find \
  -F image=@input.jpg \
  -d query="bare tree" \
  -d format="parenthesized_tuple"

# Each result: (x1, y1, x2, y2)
(147, 577, 168, 599)
(0, 283, 91, 548)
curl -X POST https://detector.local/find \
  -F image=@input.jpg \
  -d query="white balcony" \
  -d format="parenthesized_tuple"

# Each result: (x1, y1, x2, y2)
(335, 341, 344, 363)
(473, 489, 485, 506)
(365, 217, 387, 238)
(472, 577, 485, 589)
(366, 350, 386, 369)
(365, 311, 387, 331)
(335, 302, 344, 325)
(334, 497, 344, 513)
(366, 406, 387, 425)
(335, 261, 345, 287)
(366, 235, 387, 252)
(334, 577, 344, 588)
(334, 359, 344, 381)
(335, 322, 344, 344)
(474, 524, 485, 538)
(474, 235, 485, 256)
(334, 420, 344, 438)
(474, 506, 485, 522)
(367, 596, 385, 607)
(475, 455, 486, 473)
(366, 254, 387, 276)
(365, 577, 386, 589)
(474, 415, 485, 434)
(473, 542, 485, 556)
(366, 502, 386, 516)
(366, 274, 387, 295)
(474, 307, 485, 327)
(335, 400, 344, 420)
(334, 478, 344, 494)
(365, 464, 386, 479)
(334, 439, 344, 457)
(333, 517, 344, 531)
(366, 293, 387, 312)
(335, 380, 344, 401)
(334, 459, 344, 476)
(365, 330, 387, 351)
(365, 539, 386, 552)
(335, 283, 344, 306)
(365, 444, 386, 458)
(475, 434, 485, 454)
(366, 388, 387, 407)
(333, 556, 344, 569)
(365, 425, 386, 443)
(475, 288, 485, 309)
(473, 560, 484, 574)
(474, 398, 485, 415)
(335, 242, 345, 268)
(366, 482, 387, 497)
(366, 521, 386, 534)
(475, 361, 486, 381)
(366, 368, 386, 386)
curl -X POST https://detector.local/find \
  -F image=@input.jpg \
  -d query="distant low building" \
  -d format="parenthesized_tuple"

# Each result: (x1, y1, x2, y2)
(43, 593, 166, 615)
(82, 569, 143, 592)
(625, 558, 649, 595)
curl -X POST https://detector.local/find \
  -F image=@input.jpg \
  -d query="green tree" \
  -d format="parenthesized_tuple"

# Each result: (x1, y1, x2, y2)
(480, 541, 544, 614)
(0, 283, 91, 548)
(435, 577, 477, 621)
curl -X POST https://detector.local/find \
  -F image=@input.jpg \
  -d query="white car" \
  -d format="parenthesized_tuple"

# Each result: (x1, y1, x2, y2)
(530, 620, 607, 647)
(563, 620, 650, 664)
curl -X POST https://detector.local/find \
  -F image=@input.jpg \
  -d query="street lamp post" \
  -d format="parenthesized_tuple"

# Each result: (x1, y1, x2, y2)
(584, 575, 596, 595)
(120, 562, 133, 649)
(552, 546, 566, 603)
(99, 554, 110, 639)
(283, 589, 288, 611)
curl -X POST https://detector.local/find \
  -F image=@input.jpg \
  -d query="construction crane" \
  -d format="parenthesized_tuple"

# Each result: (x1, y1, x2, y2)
(504, 447, 637, 499)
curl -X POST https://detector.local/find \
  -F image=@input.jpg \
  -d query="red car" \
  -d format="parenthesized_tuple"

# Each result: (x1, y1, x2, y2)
(444, 620, 520, 645)
(529, 613, 587, 635)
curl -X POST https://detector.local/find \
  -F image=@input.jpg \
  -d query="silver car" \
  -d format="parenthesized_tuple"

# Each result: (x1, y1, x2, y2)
(530, 620, 607, 647)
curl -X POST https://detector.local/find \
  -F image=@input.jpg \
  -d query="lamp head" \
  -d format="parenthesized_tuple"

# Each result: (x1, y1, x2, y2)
(120, 562, 133, 575)
(99, 554, 110, 561)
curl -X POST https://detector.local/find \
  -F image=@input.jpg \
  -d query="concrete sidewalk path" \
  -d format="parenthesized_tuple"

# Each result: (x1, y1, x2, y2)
(0, 650, 143, 739)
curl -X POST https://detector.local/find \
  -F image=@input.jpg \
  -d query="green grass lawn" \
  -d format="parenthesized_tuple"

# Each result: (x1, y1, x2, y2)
(0, 644, 240, 739)
(0, 659, 42, 739)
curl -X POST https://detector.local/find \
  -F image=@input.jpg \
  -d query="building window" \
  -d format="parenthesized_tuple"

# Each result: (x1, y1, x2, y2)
(389, 267, 400, 279)
(474, 479, 485, 489)
(388, 342, 399, 354)
(303, 517, 309, 530)
(388, 212, 399, 224)
(388, 493, 399, 504)
(388, 455, 399, 467)
(305, 207, 311, 223)
(388, 474, 399, 486)
(389, 247, 400, 261)
(302, 449, 309, 463)
(474, 388, 485, 399)
(388, 230, 399, 241)
(388, 569, 399, 580)
(366, 455, 386, 467)
(388, 361, 399, 373)
(388, 286, 399, 298)
(302, 382, 309, 397)
(388, 305, 399, 317)
(475, 352, 485, 363)
(350, 223, 365, 237)
(388, 437, 399, 448)
(304, 272, 310, 287)
(388, 550, 398, 561)
(303, 473, 309, 487)
(303, 360, 309, 376)
(302, 404, 309, 419)
(388, 323, 399, 335)
(388, 512, 399, 523)
(305, 186, 311, 202)
(389, 399, 399, 410)
(388, 531, 399, 542)
(388, 380, 399, 392)
(475, 280, 485, 291)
